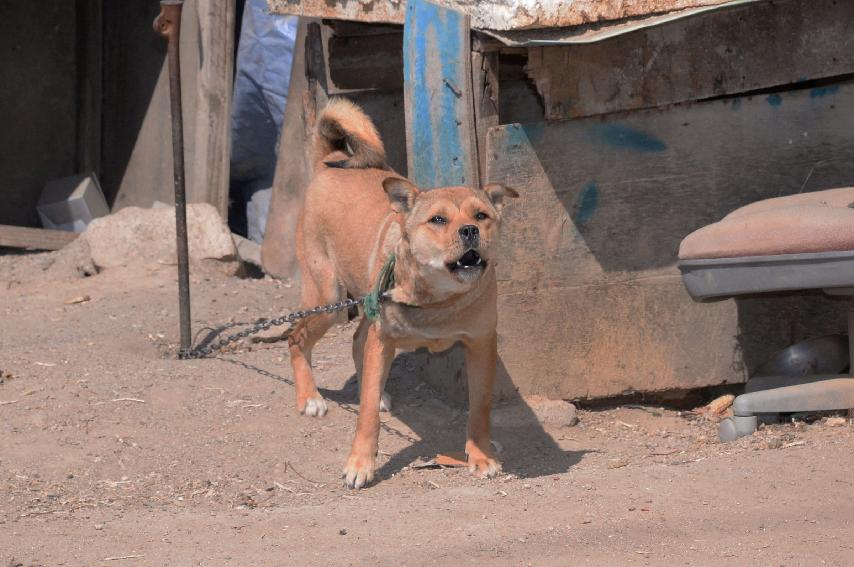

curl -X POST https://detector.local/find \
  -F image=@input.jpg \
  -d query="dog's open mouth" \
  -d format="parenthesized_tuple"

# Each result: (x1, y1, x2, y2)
(448, 249, 486, 273)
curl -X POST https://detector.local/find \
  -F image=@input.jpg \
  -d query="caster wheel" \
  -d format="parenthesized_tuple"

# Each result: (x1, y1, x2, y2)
(719, 415, 758, 442)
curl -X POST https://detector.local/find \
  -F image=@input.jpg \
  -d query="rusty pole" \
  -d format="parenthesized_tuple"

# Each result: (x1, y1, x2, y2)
(154, 1, 192, 355)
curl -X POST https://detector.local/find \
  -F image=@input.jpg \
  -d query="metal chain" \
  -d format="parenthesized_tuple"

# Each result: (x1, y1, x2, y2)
(181, 298, 420, 444)
(179, 297, 364, 359)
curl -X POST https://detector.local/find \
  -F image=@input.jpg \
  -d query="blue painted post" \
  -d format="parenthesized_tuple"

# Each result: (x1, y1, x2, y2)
(403, 0, 479, 189)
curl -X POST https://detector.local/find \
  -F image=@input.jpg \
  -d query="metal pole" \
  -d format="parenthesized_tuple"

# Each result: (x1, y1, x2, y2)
(154, 1, 192, 355)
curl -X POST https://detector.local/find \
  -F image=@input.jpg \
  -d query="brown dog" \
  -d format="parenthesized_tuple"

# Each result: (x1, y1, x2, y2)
(289, 98, 517, 488)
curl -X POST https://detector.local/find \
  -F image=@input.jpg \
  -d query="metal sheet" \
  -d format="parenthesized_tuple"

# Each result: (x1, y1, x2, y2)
(268, 0, 762, 32)
(479, 0, 763, 44)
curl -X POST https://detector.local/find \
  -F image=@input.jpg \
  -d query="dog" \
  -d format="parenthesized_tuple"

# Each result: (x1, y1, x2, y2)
(289, 98, 517, 488)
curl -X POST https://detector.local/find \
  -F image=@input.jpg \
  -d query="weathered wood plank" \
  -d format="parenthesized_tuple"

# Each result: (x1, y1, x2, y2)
(471, 51, 499, 181)
(403, 0, 478, 188)
(190, 0, 235, 216)
(261, 20, 315, 279)
(482, 80, 854, 399)
(526, 0, 854, 120)
(0, 225, 78, 251)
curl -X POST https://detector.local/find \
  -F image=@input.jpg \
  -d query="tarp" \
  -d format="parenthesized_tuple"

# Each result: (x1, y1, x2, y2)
(230, 0, 298, 243)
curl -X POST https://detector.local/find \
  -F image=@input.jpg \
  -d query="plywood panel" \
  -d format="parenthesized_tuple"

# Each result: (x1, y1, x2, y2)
(484, 80, 854, 398)
(526, 0, 854, 120)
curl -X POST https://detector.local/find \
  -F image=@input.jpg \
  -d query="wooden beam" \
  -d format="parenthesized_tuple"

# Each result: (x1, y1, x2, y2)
(190, 0, 235, 216)
(403, 0, 478, 188)
(471, 50, 499, 182)
(0, 225, 78, 251)
(525, 0, 854, 120)
(262, 21, 310, 279)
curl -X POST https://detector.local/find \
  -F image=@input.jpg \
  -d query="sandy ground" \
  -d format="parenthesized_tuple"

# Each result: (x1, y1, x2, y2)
(2, 250, 854, 567)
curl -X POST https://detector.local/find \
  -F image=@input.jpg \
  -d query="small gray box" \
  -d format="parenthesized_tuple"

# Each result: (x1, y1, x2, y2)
(38, 173, 109, 232)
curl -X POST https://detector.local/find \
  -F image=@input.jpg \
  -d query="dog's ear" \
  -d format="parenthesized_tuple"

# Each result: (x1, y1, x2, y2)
(482, 183, 519, 212)
(382, 177, 420, 214)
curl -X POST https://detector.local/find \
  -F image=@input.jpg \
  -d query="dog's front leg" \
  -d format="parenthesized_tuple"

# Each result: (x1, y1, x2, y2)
(464, 333, 501, 478)
(343, 323, 393, 489)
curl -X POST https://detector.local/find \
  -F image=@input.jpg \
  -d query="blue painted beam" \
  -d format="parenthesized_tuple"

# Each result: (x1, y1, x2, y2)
(403, 0, 478, 189)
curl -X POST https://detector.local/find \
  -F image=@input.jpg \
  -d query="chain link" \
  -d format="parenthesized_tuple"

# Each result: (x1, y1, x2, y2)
(179, 297, 364, 359)
(181, 297, 420, 444)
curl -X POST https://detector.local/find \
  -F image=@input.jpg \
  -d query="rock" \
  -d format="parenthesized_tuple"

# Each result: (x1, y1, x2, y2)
(825, 416, 848, 427)
(607, 457, 629, 469)
(85, 204, 238, 274)
(43, 235, 98, 279)
(493, 396, 579, 428)
(232, 233, 262, 269)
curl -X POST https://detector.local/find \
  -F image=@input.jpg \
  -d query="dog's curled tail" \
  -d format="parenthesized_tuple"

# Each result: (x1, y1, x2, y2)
(314, 98, 387, 170)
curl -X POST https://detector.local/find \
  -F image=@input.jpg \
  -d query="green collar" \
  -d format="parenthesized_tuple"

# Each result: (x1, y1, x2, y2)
(363, 253, 395, 320)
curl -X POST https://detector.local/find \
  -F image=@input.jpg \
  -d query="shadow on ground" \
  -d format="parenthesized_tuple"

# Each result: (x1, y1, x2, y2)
(318, 353, 587, 482)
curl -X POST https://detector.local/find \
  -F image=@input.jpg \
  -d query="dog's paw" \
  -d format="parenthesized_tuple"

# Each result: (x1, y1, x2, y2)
(379, 391, 392, 413)
(468, 456, 502, 478)
(342, 453, 375, 489)
(299, 396, 328, 417)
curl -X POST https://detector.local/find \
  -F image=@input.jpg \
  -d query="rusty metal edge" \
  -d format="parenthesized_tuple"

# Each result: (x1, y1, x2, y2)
(478, 0, 765, 45)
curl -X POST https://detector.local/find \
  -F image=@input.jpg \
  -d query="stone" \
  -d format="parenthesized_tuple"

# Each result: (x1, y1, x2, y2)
(232, 233, 263, 268)
(493, 396, 579, 428)
(84, 204, 238, 274)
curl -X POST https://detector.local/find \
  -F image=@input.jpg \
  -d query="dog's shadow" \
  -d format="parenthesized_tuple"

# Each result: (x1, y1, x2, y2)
(320, 352, 587, 481)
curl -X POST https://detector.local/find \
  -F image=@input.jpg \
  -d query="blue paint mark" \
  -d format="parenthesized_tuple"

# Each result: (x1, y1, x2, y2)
(574, 182, 598, 224)
(766, 93, 782, 107)
(731, 98, 742, 111)
(810, 85, 839, 98)
(404, 0, 469, 188)
(594, 124, 666, 152)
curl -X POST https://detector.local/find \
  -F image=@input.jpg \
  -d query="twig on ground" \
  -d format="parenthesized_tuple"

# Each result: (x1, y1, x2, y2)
(285, 461, 323, 486)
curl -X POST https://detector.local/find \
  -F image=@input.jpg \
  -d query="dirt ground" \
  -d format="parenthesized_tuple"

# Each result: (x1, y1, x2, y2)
(2, 250, 854, 567)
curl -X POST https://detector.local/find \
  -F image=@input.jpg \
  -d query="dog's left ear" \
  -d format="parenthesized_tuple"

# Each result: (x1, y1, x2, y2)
(482, 183, 519, 212)
(382, 177, 420, 214)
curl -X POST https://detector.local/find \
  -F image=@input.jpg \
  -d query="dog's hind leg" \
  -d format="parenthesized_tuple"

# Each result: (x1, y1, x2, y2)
(289, 267, 341, 417)
(353, 317, 392, 412)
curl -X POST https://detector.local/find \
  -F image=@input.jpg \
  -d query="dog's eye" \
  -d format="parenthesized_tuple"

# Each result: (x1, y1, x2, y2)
(429, 215, 447, 225)
(474, 211, 489, 221)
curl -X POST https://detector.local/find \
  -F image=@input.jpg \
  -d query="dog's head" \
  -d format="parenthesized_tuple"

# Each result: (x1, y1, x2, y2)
(382, 177, 518, 296)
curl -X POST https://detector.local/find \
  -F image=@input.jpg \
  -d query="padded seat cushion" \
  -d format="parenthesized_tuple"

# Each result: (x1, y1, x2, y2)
(679, 187, 854, 260)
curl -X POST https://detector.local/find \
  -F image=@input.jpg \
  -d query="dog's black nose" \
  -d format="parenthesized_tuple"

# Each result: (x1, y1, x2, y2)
(459, 224, 479, 246)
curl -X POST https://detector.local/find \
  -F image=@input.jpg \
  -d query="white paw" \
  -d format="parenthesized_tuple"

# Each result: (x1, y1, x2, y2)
(468, 456, 502, 478)
(379, 391, 392, 413)
(342, 454, 375, 489)
(302, 396, 328, 417)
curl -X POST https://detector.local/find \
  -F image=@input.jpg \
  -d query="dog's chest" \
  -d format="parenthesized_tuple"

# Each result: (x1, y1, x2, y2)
(379, 303, 471, 351)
